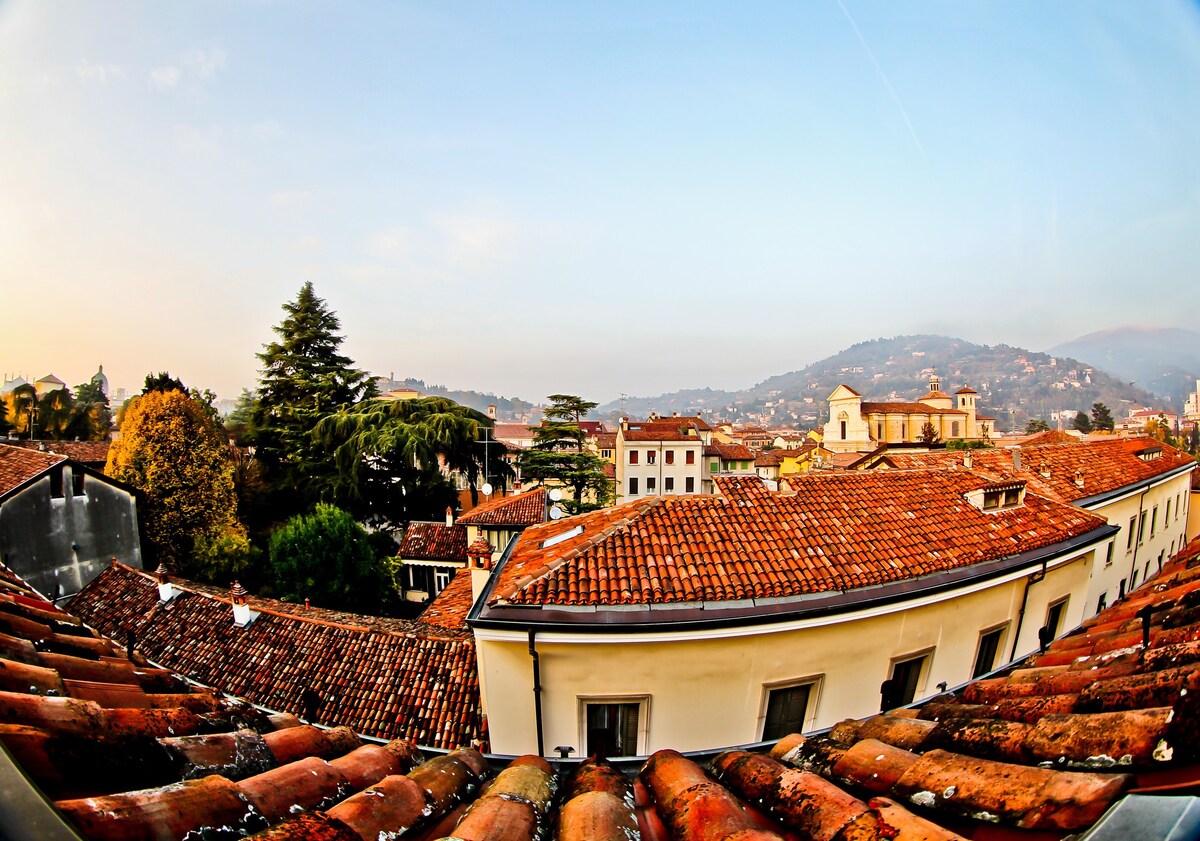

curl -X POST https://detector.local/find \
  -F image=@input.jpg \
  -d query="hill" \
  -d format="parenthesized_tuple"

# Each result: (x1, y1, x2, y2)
(598, 335, 1162, 430)
(382, 377, 537, 419)
(1048, 327, 1200, 408)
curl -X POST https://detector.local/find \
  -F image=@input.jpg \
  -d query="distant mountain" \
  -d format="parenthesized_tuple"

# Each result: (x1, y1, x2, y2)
(1048, 327, 1200, 408)
(598, 335, 1162, 430)
(382, 377, 537, 419)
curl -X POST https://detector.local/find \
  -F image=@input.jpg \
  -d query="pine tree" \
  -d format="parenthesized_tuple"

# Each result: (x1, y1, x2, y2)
(105, 389, 243, 576)
(518, 394, 612, 512)
(1090, 402, 1114, 432)
(1071, 411, 1093, 434)
(254, 282, 375, 517)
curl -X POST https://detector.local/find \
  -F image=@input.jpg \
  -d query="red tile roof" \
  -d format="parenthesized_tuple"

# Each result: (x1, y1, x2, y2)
(622, 427, 698, 441)
(491, 422, 536, 441)
(704, 442, 756, 460)
(1023, 429, 1079, 446)
(398, 521, 468, 562)
(489, 469, 1107, 607)
(861, 401, 966, 415)
(593, 432, 617, 448)
(18, 439, 111, 465)
(68, 563, 484, 751)
(456, 487, 547, 526)
(0, 442, 64, 497)
(888, 436, 1196, 504)
(419, 569, 475, 631)
(7, 540, 1200, 838)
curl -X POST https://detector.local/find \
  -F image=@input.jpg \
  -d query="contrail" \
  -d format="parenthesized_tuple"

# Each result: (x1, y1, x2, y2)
(836, 0, 927, 161)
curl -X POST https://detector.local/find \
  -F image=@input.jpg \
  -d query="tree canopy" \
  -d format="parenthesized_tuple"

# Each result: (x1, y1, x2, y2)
(253, 282, 375, 519)
(267, 503, 385, 611)
(1090, 402, 1115, 432)
(105, 389, 242, 576)
(517, 394, 612, 512)
(1025, 418, 1051, 434)
(313, 395, 510, 528)
(1071, 411, 1093, 434)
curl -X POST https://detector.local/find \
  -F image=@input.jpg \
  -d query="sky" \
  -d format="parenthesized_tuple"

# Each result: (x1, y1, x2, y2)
(1, 1, 1198, 405)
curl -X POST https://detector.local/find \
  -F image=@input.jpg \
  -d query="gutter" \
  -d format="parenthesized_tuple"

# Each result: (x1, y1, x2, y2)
(473, 523, 1118, 635)
(1074, 462, 1196, 510)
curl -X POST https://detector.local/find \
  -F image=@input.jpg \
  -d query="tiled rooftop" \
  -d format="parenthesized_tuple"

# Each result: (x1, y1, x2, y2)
(397, 521, 468, 562)
(455, 487, 547, 527)
(0, 442, 64, 497)
(6, 536, 1200, 838)
(703, 442, 756, 460)
(489, 468, 1109, 607)
(68, 564, 484, 751)
(887, 436, 1196, 504)
(861, 400, 967, 415)
(18, 439, 111, 465)
(418, 569, 475, 631)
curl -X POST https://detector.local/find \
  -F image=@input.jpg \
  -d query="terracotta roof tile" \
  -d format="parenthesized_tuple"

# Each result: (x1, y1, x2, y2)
(456, 487, 546, 526)
(0, 442, 64, 498)
(861, 401, 966, 415)
(18, 440, 111, 465)
(490, 469, 1107, 607)
(703, 442, 755, 460)
(419, 569, 475, 631)
(397, 522, 468, 561)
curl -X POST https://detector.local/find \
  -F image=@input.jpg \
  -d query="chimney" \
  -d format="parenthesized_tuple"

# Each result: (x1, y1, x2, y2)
(963, 451, 973, 469)
(1075, 469, 1085, 489)
(487, 404, 497, 420)
(155, 563, 177, 603)
(446, 506, 455, 527)
(230, 581, 255, 627)
(468, 536, 494, 602)
(1012, 450, 1021, 474)
(1039, 463, 1051, 480)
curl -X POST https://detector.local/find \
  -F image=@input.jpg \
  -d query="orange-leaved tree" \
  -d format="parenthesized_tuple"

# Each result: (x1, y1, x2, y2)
(106, 389, 245, 578)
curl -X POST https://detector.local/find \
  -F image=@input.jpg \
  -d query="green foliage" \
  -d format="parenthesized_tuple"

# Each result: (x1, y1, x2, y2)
(0, 390, 8, 436)
(313, 396, 511, 528)
(253, 283, 375, 518)
(919, 421, 941, 445)
(105, 389, 241, 576)
(225, 389, 259, 446)
(946, 439, 993, 451)
(143, 372, 188, 394)
(1025, 419, 1051, 434)
(1071, 411, 1093, 434)
(72, 377, 112, 440)
(1189, 424, 1200, 456)
(266, 503, 385, 611)
(194, 528, 263, 589)
(8, 384, 36, 438)
(518, 394, 612, 512)
(1090, 402, 1115, 432)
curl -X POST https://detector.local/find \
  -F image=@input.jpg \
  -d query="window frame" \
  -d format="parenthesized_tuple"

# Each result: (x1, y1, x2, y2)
(629, 450, 638, 465)
(971, 624, 1008, 679)
(579, 695, 650, 759)
(885, 648, 934, 709)
(1045, 597, 1069, 640)
(759, 676, 822, 741)
(628, 477, 638, 496)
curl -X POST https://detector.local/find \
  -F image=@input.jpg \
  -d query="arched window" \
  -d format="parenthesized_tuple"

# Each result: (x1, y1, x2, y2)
(951, 421, 960, 437)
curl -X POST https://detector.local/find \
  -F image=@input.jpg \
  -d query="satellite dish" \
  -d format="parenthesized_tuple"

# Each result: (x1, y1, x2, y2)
(481, 482, 493, 496)
(549, 506, 565, 520)
(548, 488, 563, 502)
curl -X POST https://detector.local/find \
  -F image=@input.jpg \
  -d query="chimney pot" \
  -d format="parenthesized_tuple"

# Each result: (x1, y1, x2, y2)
(230, 581, 253, 626)
(446, 506, 454, 527)
(1075, 469, 1085, 489)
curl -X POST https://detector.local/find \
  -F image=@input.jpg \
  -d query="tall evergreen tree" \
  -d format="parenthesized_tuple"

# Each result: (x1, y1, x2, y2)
(518, 394, 612, 512)
(254, 282, 375, 517)
(1071, 411, 1093, 434)
(0, 390, 9, 436)
(1090, 402, 1115, 432)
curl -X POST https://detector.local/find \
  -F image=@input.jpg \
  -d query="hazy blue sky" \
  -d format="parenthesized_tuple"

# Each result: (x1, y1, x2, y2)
(2, 1, 1198, 403)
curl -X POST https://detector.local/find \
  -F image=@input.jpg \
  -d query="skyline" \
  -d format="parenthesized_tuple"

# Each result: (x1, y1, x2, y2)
(2, 2, 1199, 404)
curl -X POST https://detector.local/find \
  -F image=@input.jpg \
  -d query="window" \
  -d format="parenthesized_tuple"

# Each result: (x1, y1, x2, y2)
(647, 476, 656, 492)
(883, 653, 928, 710)
(1138, 512, 1147, 544)
(665, 477, 674, 492)
(685, 450, 695, 465)
(583, 699, 646, 758)
(1151, 506, 1158, 537)
(665, 450, 674, 465)
(951, 421, 960, 437)
(49, 469, 64, 499)
(629, 450, 639, 465)
(1104, 543, 1114, 567)
(1045, 599, 1068, 639)
(972, 627, 1006, 678)
(1131, 569, 1139, 588)
(72, 471, 85, 497)
(433, 569, 451, 594)
(710, 460, 719, 473)
(1097, 593, 1107, 613)
(877, 423, 883, 439)
(901, 422, 907, 440)
(840, 420, 847, 439)
(685, 477, 695, 493)
(629, 478, 638, 496)
(601, 449, 611, 459)
(647, 450, 656, 465)
(1166, 499, 1172, 524)
(1177, 494, 1182, 521)
(1002, 488, 1020, 506)
(762, 682, 815, 741)
(1127, 517, 1137, 551)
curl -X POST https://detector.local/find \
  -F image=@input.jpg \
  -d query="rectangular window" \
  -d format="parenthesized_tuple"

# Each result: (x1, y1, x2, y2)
(972, 627, 1006, 678)
(665, 450, 674, 465)
(762, 682, 814, 741)
(433, 568, 451, 594)
(583, 699, 645, 758)
(629, 477, 638, 496)
(1104, 543, 1114, 567)
(665, 477, 674, 492)
(685, 477, 695, 493)
(1138, 512, 1147, 544)
(647, 476, 656, 492)
(710, 460, 719, 472)
(49, 470, 64, 499)
(1097, 593, 1107, 614)
(647, 450, 656, 465)
(1166, 500, 1172, 524)
(629, 450, 638, 465)
(1045, 599, 1068, 639)
(72, 471, 85, 497)
(686, 450, 695, 465)
(1127, 517, 1137, 551)
(884, 653, 928, 710)
(601, 449, 611, 459)
(1151, 506, 1158, 537)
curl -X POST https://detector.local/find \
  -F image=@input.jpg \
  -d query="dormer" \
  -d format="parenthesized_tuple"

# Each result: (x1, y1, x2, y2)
(965, 480, 1026, 512)
(1135, 446, 1163, 463)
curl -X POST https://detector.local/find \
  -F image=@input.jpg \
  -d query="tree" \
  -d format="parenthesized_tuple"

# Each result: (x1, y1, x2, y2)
(9, 383, 36, 439)
(70, 377, 113, 440)
(313, 396, 511, 529)
(1090, 402, 1115, 432)
(267, 503, 385, 611)
(254, 283, 375, 518)
(105, 389, 243, 577)
(1189, 423, 1200, 456)
(919, 421, 941, 445)
(0, 391, 9, 436)
(518, 394, 612, 512)
(143, 371, 189, 394)
(1071, 411, 1093, 434)
(1025, 419, 1051, 434)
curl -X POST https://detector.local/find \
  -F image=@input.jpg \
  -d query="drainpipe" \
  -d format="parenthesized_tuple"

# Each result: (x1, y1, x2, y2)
(528, 629, 545, 758)
(1009, 558, 1047, 661)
